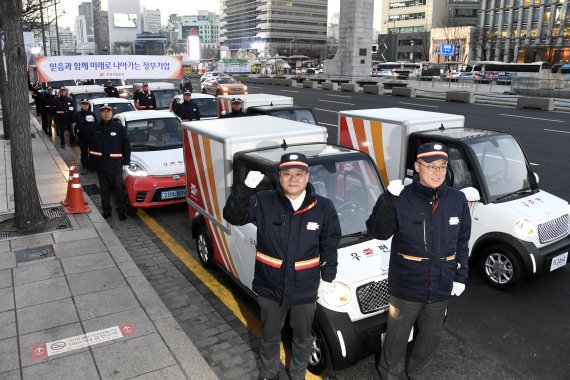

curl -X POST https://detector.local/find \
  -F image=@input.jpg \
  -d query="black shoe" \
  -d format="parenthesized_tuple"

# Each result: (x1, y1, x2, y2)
(118, 211, 126, 221)
(102, 211, 111, 219)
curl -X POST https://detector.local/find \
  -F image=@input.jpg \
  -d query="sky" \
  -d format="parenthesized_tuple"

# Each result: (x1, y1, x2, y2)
(56, 0, 382, 32)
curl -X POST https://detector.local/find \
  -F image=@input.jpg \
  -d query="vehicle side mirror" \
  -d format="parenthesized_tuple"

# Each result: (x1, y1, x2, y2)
(533, 172, 539, 184)
(460, 186, 480, 202)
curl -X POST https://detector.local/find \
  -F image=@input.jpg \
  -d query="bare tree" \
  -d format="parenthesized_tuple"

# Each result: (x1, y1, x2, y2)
(0, 0, 46, 228)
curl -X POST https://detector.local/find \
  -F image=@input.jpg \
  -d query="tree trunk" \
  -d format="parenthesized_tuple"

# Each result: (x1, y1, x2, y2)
(0, 36, 12, 140)
(0, 0, 46, 228)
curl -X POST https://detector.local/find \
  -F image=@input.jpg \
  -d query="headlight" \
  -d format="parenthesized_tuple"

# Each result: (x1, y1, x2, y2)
(222, 86, 229, 91)
(514, 218, 536, 239)
(125, 161, 147, 177)
(322, 281, 351, 307)
(243, 85, 248, 90)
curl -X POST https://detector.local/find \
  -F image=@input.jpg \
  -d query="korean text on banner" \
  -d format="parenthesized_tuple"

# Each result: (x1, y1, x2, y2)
(35, 55, 183, 82)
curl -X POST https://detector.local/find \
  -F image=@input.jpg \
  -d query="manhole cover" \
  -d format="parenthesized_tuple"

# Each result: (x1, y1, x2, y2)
(82, 184, 100, 196)
(16, 244, 55, 263)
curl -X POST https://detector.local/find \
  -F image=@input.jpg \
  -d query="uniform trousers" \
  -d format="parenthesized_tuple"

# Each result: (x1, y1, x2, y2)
(258, 296, 316, 380)
(378, 295, 448, 380)
(97, 172, 125, 214)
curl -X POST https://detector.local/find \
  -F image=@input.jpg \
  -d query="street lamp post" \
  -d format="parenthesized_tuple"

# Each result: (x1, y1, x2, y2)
(39, 0, 47, 56)
(289, 38, 295, 57)
(54, 0, 61, 55)
(410, 39, 415, 63)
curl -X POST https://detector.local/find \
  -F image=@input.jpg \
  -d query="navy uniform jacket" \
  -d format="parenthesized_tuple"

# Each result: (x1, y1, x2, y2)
(182, 82, 193, 93)
(74, 110, 98, 143)
(223, 182, 341, 306)
(86, 119, 131, 175)
(104, 86, 120, 98)
(173, 100, 200, 121)
(219, 109, 247, 118)
(134, 90, 157, 110)
(366, 179, 471, 303)
(54, 95, 75, 123)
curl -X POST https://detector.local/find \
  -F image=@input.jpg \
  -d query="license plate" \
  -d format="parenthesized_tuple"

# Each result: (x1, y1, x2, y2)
(550, 252, 568, 272)
(161, 188, 186, 200)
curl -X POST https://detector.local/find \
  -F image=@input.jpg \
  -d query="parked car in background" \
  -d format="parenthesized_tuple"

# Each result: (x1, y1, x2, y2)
(44, 79, 78, 90)
(169, 93, 219, 119)
(65, 85, 106, 111)
(201, 76, 248, 96)
(90, 97, 136, 114)
(200, 71, 225, 82)
(131, 82, 180, 110)
(114, 110, 186, 213)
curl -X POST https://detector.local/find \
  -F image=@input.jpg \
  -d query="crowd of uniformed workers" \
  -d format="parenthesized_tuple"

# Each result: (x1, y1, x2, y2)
(31, 76, 472, 379)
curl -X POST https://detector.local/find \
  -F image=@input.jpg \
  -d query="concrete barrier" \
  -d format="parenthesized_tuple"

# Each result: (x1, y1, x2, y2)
(363, 84, 382, 94)
(392, 87, 416, 97)
(321, 82, 338, 90)
(517, 97, 554, 111)
(341, 83, 359, 92)
(282, 79, 296, 86)
(446, 91, 475, 104)
(303, 80, 317, 88)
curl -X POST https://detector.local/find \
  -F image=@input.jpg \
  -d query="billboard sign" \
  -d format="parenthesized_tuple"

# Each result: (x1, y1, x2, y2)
(440, 44, 455, 57)
(114, 13, 138, 28)
(35, 55, 183, 81)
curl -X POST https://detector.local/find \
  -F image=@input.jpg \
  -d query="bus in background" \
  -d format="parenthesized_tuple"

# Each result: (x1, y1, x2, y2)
(374, 62, 423, 78)
(469, 61, 550, 81)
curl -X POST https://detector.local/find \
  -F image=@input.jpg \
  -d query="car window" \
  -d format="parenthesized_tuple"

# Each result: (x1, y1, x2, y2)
(126, 118, 182, 151)
(217, 77, 237, 84)
(154, 90, 181, 110)
(93, 102, 134, 114)
(72, 93, 105, 110)
(192, 98, 218, 118)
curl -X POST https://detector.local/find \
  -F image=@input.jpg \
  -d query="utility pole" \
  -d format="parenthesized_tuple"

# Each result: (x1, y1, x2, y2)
(54, 0, 61, 55)
(39, 0, 47, 56)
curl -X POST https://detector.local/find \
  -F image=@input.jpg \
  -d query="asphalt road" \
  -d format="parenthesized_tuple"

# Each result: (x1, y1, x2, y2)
(43, 82, 570, 379)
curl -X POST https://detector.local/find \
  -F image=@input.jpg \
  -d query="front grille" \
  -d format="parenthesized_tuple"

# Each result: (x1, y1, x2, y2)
(356, 279, 390, 315)
(538, 214, 570, 244)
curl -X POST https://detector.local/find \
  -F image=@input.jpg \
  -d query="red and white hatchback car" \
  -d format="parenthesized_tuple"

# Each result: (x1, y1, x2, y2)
(113, 110, 186, 213)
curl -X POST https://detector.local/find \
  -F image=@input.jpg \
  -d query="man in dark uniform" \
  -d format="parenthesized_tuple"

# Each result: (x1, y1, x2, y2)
(45, 87, 57, 137)
(223, 153, 341, 380)
(172, 91, 200, 122)
(35, 86, 50, 135)
(181, 76, 193, 93)
(366, 143, 471, 380)
(219, 97, 247, 118)
(74, 98, 97, 174)
(86, 104, 131, 220)
(104, 80, 120, 98)
(133, 82, 156, 110)
(54, 87, 76, 148)
(31, 82, 43, 116)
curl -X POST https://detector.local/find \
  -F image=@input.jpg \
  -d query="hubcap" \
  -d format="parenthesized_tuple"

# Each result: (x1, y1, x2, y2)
(309, 329, 322, 366)
(197, 234, 209, 263)
(484, 252, 513, 284)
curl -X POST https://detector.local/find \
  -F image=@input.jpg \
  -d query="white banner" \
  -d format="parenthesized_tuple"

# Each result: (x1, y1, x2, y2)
(35, 55, 183, 82)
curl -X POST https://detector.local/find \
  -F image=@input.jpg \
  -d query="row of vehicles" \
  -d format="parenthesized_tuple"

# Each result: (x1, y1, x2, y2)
(61, 79, 569, 375)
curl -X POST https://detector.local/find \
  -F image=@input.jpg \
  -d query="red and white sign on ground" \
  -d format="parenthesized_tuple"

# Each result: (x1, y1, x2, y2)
(32, 323, 136, 359)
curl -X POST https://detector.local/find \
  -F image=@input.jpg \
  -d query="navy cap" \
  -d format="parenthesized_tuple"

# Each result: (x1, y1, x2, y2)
(142, 82, 148, 86)
(417, 142, 448, 163)
(99, 103, 112, 111)
(183, 90, 192, 95)
(80, 98, 90, 103)
(279, 152, 309, 172)
(231, 97, 242, 104)
(59, 87, 67, 91)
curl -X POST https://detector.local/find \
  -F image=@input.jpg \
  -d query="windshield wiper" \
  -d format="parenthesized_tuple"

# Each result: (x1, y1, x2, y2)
(496, 188, 534, 201)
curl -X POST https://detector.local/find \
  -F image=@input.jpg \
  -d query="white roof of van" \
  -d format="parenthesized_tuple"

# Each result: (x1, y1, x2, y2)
(118, 110, 178, 122)
(65, 85, 106, 94)
(339, 108, 464, 126)
(90, 97, 132, 105)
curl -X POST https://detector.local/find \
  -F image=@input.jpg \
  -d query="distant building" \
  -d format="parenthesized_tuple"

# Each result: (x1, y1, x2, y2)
(75, 15, 89, 45)
(447, 0, 480, 27)
(78, 1, 95, 36)
(220, 0, 327, 59)
(477, 1, 570, 64)
(141, 8, 162, 34)
(167, 10, 219, 59)
(107, 0, 141, 55)
(49, 26, 75, 55)
(92, 0, 110, 54)
(134, 32, 167, 55)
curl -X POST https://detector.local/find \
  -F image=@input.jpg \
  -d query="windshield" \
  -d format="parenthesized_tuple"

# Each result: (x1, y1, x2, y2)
(72, 93, 105, 110)
(154, 90, 180, 110)
(308, 157, 383, 240)
(467, 135, 536, 200)
(126, 118, 182, 151)
(93, 102, 134, 114)
(269, 109, 317, 125)
(192, 98, 218, 118)
(217, 77, 238, 84)
(94, 79, 125, 86)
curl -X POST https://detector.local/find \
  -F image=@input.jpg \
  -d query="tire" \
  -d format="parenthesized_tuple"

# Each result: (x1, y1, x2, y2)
(195, 226, 214, 268)
(307, 324, 332, 375)
(478, 245, 522, 290)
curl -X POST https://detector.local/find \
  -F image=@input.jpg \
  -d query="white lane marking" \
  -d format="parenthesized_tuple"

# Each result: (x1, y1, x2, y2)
(326, 94, 352, 98)
(544, 128, 570, 134)
(530, 162, 540, 166)
(280, 90, 300, 93)
(248, 86, 263, 89)
(318, 100, 355, 105)
(314, 108, 338, 113)
(319, 122, 337, 127)
(500, 114, 565, 123)
(399, 102, 439, 108)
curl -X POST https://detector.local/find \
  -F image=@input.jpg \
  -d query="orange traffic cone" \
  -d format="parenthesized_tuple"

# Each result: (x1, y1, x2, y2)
(64, 171, 91, 214)
(62, 162, 76, 207)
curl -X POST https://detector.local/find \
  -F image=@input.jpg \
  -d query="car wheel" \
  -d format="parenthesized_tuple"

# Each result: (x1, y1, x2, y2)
(307, 324, 332, 375)
(196, 225, 214, 267)
(479, 245, 521, 290)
